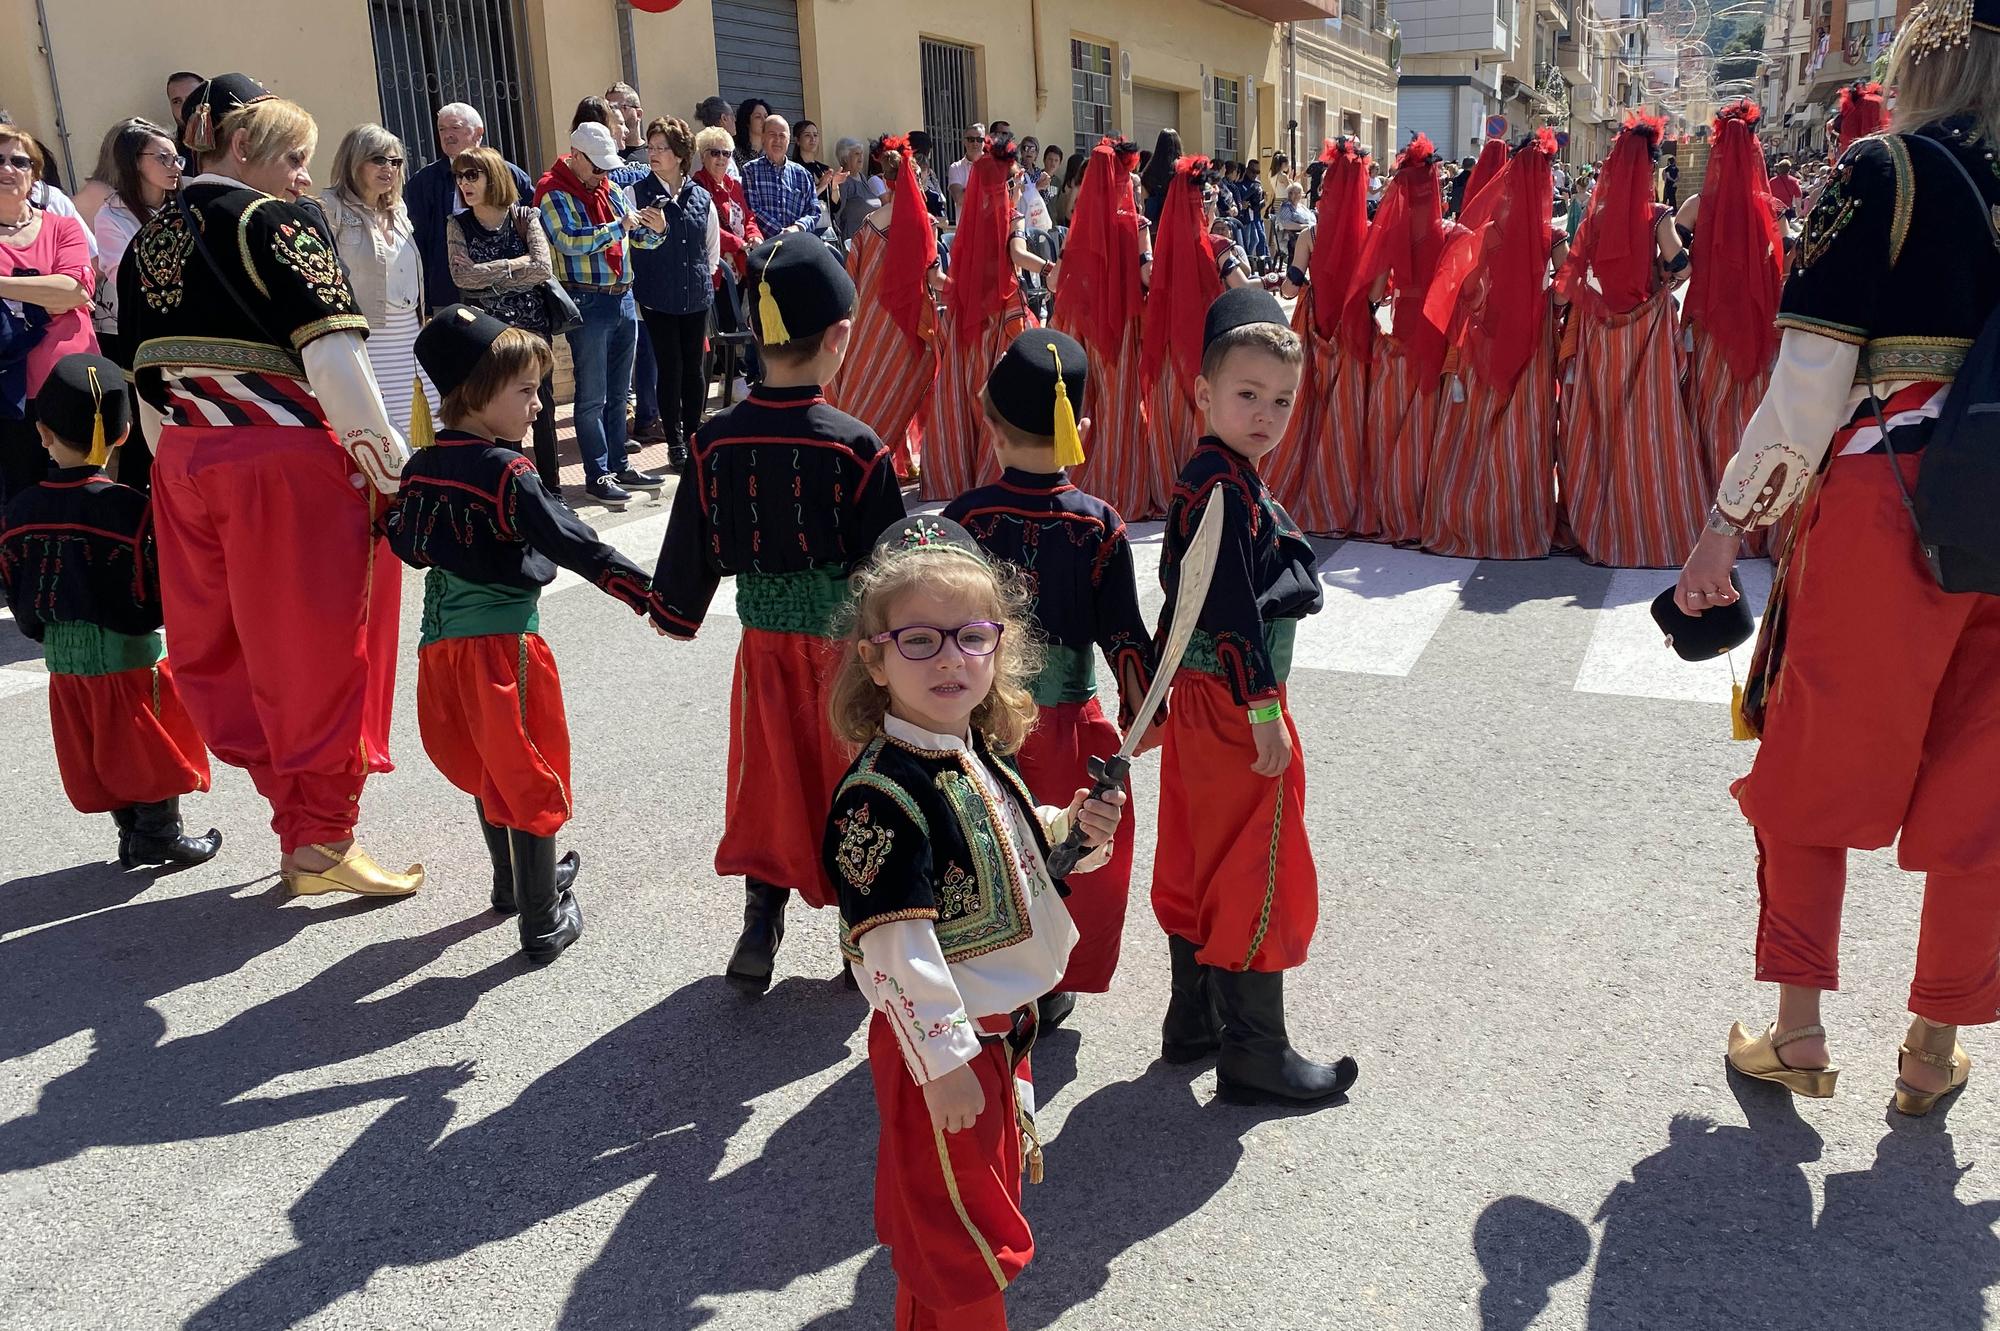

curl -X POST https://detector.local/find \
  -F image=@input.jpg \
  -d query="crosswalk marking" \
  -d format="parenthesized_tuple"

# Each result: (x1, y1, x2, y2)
(1301, 541, 1479, 676)
(1574, 563, 1775, 706)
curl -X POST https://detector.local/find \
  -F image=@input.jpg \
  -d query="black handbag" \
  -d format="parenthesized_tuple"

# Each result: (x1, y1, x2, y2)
(509, 209, 582, 336)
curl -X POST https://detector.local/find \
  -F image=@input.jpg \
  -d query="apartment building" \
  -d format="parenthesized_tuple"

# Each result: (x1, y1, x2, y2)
(1757, 0, 1907, 156)
(1288, 10, 1401, 163)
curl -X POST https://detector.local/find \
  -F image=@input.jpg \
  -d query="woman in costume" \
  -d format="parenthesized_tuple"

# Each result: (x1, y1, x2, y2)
(1420, 129, 1565, 560)
(1554, 113, 1705, 568)
(1137, 156, 1223, 523)
(1676, 10, 2000, 1116)
(826, 135, 940, 483)
(1458, 137, 1507, 216)
(119, 75, 421, 895)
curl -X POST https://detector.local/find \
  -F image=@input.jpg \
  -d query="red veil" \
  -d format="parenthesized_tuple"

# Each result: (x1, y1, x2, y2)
(877, 135, 939, 346)
(1424, 128, 1557, 392)
(1836, 81, 1889, 158)
(1349, 133, 1449, 380)
(1556, 112, 1665, 319)
(1686, 101, 1782, 381)
(1141, 155, 1222, 393)
(1053, 137, 1143, 352)
(1311, 138, 1375, 358)
(1462, 138, 1508, 213)
(945, 136, 1020, 346)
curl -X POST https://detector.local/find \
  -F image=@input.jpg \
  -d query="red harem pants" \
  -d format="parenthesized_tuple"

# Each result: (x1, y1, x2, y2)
(418, 633, 573, 836)
(48, 660, 211, 812)
(721, 627, 850, 906)
(151, 424, 399, 853)
(1737, 454, 2000, 1025)
(1151, 673, 1318, 972)
(1015, 697, 1133, 993)
(870, 1010, 1031, 1331)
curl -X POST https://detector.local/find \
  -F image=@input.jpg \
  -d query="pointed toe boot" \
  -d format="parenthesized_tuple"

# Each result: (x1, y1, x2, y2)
(726, 880, 790, 995)
(1211, 968, 1359, 1107)
(510, 828, 583, 963)
(123, 798, 222, 869)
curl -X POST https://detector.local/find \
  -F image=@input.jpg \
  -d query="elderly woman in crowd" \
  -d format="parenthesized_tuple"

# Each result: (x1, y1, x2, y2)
(322, 124, 433, 436)
(830, 136, 877, 241)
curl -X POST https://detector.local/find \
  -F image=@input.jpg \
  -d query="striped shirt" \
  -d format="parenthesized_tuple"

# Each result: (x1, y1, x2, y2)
(538, 185, 664, 291)
(741, 156, 820, 236)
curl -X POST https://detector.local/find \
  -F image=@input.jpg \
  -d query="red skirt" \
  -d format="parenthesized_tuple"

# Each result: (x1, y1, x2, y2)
(1422, 315, 1559, 560)
(1266, 311, 1370, 538)
(1684, 323, 1779, 559)
(1014, 697, 1132, 993)
(417, 633, 573, 837)
(722, 628, 850, 905)
(870, 1010, 1029, 1330)
(1151, 673, 1317, 972)
(920, 300, 1032, 503)
(1139, 363, 1199, 524)
(1367, 338, 1440, 546)
(827, 226, 938, 482)
(49, 661, 211, 813)
(1556, 288, 1707, 568)
(1056, 318, 1149, 522)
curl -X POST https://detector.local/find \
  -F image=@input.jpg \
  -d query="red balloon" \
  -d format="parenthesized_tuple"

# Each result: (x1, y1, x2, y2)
(631, 0, 683, 10)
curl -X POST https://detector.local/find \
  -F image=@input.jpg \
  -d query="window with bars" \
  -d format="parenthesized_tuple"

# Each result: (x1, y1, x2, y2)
(1213, 74, 1240, 162)
(1072, 39, 1113, 154)
(367, 0, 537, 173)
(921, 38, 977, 166)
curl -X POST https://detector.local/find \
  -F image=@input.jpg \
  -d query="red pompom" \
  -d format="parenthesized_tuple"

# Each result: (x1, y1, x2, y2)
(1396, 133, 1436, 173)
(1176, 154, 1212, 180)
(1715, 98, 1762, 128)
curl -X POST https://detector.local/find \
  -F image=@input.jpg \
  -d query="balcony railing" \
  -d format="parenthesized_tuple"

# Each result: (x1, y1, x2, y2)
(1298, 14, 1395, 62)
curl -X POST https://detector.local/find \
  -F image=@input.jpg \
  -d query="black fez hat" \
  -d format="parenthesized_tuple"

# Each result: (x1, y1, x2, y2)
(1650, 570, 1754, 662)
(871, 513, 987, 561)
(746, 236, 856, 348)
(177, 73, 272, 158)
(34, 354, 130, 465)
(416, 304, 511, 400)
(1203, 285, 1288, 350)
(985, 328, 1088, 466)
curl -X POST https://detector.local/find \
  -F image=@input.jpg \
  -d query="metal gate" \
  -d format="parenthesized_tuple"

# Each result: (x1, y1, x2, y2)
(713, 0, 806, 123)
(1397, 85, 1455, 157)
(921, 39, 977, 164)
(1131, 85, 1179, 156)
(368, 0, 538, 173)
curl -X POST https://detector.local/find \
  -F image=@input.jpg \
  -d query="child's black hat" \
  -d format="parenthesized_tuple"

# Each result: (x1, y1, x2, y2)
(747, 236, 856, 347)
(1650, 572, 1755, 661)
(416, 304, 510, 400)
(985, 328, 1087, 467)
(34, 353, 129, 466)
(1203, 286, 1288, 350)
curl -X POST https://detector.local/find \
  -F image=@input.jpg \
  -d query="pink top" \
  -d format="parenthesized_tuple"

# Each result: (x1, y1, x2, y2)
(2, 211, 98, 394)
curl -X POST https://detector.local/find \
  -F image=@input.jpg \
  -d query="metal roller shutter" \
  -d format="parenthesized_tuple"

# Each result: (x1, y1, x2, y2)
(1132, 85, 1179, 154)
(713, 0, 806, 123)
(1397, 85, 1455, 156)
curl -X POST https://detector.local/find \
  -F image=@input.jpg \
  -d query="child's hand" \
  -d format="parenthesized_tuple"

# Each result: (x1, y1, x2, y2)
(1250, 716, 1292, 777)
(923, 1061, 986, 1133)
(1066, 785, 1127, 847)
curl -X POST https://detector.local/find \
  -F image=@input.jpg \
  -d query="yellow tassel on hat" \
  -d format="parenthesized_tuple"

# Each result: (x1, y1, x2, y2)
(1730, 681, 1758, 742)
(1049, 342, 1084, 469)
(409, 378, 436, 450)
(757, 238, 792, 346)
(85, 364, 109, 466)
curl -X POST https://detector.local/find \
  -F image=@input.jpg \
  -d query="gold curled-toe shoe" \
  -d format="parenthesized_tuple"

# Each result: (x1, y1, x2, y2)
(1726, 1021, 1839, 1099)
(286, 843, 425, 898)
(1894, 1020, 1971, 1117)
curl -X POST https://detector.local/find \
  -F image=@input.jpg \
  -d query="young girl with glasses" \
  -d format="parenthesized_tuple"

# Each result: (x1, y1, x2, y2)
(823, 512, 1123, 1331)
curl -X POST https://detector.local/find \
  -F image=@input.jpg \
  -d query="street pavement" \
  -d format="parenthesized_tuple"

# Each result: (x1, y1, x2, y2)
(2, 479, 1995, 1330)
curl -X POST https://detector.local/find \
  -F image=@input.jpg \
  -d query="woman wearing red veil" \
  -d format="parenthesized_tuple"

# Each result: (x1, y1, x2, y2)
(919, 135, 1041, 501)
(826, 135, 940, 481)
(1554, 113, 1705, 568)
(1835, 81, 1889, 161)
(1421, 130, 1565, 559)
(1272, 138, 1374, 537)
(1353, 135, 1451, 545)
(1459, 137, 1508, 215)
(1138, 156, 1223, 522)
(1053, 137, 1149, 519)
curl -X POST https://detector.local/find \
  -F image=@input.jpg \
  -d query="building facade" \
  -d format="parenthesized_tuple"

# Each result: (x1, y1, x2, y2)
(1288, 11, 1400, 163)
(1757, 0, 1906, 158)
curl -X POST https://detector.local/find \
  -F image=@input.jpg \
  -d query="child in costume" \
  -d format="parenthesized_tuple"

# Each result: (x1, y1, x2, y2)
(385, 305, 656, 962)
(652, 237, 908, 993)
(824, 512, 1124, 1331)
(1151, 287, 1359, 1106)
(943, 328, 1157, 1030)
(0, 354, 219, 868)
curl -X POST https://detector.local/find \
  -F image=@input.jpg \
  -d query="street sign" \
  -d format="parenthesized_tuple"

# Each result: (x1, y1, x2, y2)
(1485, 114, 1509, 139)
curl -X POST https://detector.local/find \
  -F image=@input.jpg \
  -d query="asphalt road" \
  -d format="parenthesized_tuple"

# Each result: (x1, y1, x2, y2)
(2, 483, 1995, 1331)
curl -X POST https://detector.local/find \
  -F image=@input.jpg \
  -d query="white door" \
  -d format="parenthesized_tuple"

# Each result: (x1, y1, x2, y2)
(1132, 84, 1181, 155)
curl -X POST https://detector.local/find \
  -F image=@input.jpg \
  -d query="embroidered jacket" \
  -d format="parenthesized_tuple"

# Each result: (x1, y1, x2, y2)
(648, 383, 907, 638)
(0, 467, 159, 640)
(1156, 439, 1322, 707)
(943, 467, 1157, 727)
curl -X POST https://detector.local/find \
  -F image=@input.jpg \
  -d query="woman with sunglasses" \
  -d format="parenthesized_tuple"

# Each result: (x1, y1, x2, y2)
(90, 118, 180, 492)
(323, 124, 434, 440)
(693, 124, 763, 395)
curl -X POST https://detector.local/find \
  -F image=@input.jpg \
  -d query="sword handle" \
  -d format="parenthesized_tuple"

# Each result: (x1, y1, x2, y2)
(1044, 753, 1130, 881)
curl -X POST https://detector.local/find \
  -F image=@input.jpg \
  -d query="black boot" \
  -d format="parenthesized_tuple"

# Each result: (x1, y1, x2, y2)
(1211, 968, 1358, 1107)
(124, 798, 222, 869)
(726, 879, 789, 995)
(509, 829, 583, 963)
(1161, 935, 1222, 1063)
(478, 804, 577, 915)
(666, 430, 691, 474)
(111, 806, 137, 867)
(1038, 990, 1078, 1032)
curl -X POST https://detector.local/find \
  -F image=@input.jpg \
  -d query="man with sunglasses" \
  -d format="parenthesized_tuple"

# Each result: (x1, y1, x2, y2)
(405, 102, 534, 313)
(947, 123, 985, 221)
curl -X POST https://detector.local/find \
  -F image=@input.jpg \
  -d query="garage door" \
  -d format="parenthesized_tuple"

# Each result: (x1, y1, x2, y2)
(1132, 84, 1180, 154)
(713, 0, 805, 123)
(1396, 85, 1455, 156)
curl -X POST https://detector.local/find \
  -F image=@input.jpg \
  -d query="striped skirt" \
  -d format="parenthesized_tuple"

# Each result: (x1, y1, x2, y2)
(368, 305, 439, 443)
(1055, 316, 1150, 521)
(1684, 323, 1779, 559)
(826, 227, 938, 481)
(1367, 337, 1441, 546)
(1556, 288, 1707, 568)
(1141, 362, 1201, 523)
(1422, 315, 1559, 560)
(1267, 313, 1370, 538)
(919, 298, 1032, 502)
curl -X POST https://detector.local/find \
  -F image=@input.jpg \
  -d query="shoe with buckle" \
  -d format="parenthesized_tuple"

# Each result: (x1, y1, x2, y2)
(1725, 1021, 1839, 1099)
(1894, 1018, 1971, 1117)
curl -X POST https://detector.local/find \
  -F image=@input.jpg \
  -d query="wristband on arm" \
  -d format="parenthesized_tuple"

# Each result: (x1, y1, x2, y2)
(1246, 700, 1283, 725)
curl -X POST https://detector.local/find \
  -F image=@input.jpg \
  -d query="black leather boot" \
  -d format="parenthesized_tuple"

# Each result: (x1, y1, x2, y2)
(124, 798, 222, 869)
(478, 804, 577, 915)
(509, 829, 583, 963)
(1211, 968, 1358, 1107)
(1038, 991, 1078, 1032)
(1161, 934, 1222, 1063)
(111, 806, 137, 867)
(726, 879, 789, 995)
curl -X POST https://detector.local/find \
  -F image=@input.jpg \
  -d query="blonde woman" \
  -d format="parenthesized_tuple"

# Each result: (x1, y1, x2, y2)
(322, 123, 435, 436)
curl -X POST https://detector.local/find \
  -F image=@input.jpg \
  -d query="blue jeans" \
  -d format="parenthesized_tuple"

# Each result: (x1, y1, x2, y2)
(566, 288, 637, 483)
(634, 317, 660, 425)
